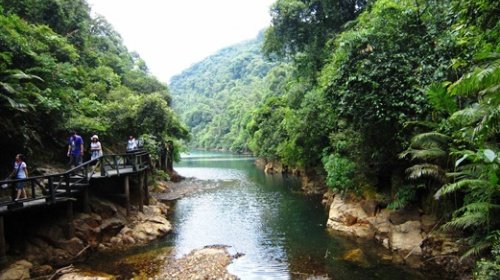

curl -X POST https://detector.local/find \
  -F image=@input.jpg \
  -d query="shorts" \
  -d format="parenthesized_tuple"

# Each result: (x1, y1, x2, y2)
(16, 181, 25, 190)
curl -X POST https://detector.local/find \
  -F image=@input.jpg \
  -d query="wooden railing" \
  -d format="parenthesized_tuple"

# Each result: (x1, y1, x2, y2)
(0, 150, 150, 209)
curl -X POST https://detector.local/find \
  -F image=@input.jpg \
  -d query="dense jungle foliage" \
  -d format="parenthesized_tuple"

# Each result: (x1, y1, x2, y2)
(169, 33, 283, 152)
(0, 0, 189, 172)
(170, 0, 499, 276)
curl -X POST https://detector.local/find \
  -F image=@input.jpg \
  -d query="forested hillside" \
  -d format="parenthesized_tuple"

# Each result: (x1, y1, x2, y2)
(172, 0, 499, 276)
(169, 33, 284, 152)
(0, 0, 188, 171)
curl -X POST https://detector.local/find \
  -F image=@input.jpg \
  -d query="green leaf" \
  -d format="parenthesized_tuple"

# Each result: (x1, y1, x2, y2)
(456, 154, 468, 167)
(483, 149, 496, 163)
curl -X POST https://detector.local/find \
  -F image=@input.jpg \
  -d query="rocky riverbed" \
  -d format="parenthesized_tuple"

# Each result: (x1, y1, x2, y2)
(322, 191, 474, 279)
(0, 179, 242, 280)
(0, 195, 172, 279)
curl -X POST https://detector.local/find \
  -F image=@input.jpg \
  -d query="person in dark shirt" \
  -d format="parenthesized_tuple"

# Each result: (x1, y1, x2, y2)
(67, 131, 84, 168)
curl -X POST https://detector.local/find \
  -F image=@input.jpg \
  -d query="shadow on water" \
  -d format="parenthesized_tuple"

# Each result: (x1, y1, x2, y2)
(82, 150, 435, 279)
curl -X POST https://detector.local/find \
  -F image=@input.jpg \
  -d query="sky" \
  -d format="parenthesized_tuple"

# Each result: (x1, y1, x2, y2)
(86, 0, 275, 84)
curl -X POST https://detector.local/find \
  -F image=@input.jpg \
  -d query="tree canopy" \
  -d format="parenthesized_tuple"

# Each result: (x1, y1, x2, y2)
(0, 0, 188, 170)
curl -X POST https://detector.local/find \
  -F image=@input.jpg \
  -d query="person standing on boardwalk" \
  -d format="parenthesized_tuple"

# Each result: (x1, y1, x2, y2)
(90, 135, 103, 160)
(126, 135, 138, 153)
(11, 153, 28, 201)
(67, 131, 84, 168)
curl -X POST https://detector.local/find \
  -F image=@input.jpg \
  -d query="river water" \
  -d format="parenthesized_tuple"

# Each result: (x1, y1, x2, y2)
(84, 150, 427, 279)
(164, 150, 425, 279)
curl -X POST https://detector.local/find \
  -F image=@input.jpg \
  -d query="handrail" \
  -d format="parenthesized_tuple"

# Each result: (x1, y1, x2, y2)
(0, 151, 150, 208)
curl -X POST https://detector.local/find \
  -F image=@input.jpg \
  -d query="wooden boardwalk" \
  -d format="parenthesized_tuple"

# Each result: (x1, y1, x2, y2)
(0, 151, 151, 262)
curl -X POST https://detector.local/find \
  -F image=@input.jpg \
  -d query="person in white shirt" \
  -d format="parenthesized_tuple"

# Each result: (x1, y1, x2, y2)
(126, 135, 138, 152)
(90, 135, 103, 160)
(11, 153, 28, 201)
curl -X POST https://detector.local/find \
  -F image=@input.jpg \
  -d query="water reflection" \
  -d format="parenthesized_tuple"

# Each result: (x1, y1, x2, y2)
(168, 151, 425, 279)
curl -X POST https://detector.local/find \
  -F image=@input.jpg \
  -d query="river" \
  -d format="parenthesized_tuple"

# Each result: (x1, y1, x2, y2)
(165, 150, 425, 279)
(85, 150, 428, 279)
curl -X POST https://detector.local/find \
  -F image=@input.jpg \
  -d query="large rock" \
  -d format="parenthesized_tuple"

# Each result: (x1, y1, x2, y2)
(360, 199, 379, 217)
(24, 237, 57, 265)
(108, 205, 172, 247)
(326, 196, 425, 257)
(321, 190, 335, 209)
(264, 161, 286, 174)
(30, 264, 53, 278)
(388, 207, 420, 225)
(0, 260, 32, 280)
(343, 248, 370, 267)
(327, 196, 375, 238)
(90, 198, 118, 219)
(254, 158, 267, 169)
(100, 217, 126, 242)
(390, 221, 423, 255)
(301, 174, 327, 195)
(56, 237, 86, 257)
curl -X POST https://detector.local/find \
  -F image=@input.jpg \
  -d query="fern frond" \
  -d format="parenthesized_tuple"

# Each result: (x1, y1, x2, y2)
(456, 201, 494, 214)
(449, 105, 484, 125)
(449, 54, 500, 97)
(426, 82, 457, 113)
(441, 211, 487, 230)
(0, 81, 16, 94)
(410, 132, 450, 148)
(403, 148, 447, 161)
(434, 179, 489, 198)
(7, 72, 44, 82)
(402, 120, 439, 130)
(460, 240, 492, 260)
(406, 164, 446, 182)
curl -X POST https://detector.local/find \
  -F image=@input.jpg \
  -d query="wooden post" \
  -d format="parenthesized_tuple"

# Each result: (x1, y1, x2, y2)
(124, 176, 130, 216)
(83, 185, 90, 213)
(48, 177, 55, 203)
(65, 174, 71, 194)
(30, 179, 35, 199)
(100, 157, 106, 176)
(0, 216, 6, 264)
(138, 173, 144, 212)
(144, 172, 149, 206)
(65, 201, 75, 239)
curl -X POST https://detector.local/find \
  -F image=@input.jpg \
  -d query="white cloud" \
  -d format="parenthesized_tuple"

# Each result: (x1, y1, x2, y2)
(86, 0, 274, 83)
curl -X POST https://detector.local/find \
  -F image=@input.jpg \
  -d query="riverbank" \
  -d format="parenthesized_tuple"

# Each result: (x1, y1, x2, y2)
(322, 191, 473, 279)
(0, 195, 172, 279)
(257, 158, 473, 279)
(0, 176, 242, 280)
